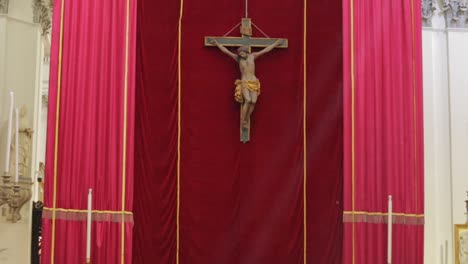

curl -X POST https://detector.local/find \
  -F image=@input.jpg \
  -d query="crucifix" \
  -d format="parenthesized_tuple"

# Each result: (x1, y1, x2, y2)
(205, 18, 288, 143)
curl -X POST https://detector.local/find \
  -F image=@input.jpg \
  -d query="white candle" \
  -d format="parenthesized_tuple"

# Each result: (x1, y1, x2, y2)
(86, 189, 93, 261)
(15, 108, 19, 183)
(440, 244, 443, 264)
(5, 92, 13, 173)
(445, 240, 448, 264)
(387, 195, 392, 264)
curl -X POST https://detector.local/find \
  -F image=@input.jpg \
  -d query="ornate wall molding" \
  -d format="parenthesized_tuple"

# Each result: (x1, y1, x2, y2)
(0, 0, 9, 14)
(442, 0, 468, 28)
(41, 94, 48, 108)
(32, 0, 53, 36)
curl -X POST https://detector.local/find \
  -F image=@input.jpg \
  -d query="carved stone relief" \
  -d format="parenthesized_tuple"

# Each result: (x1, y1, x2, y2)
(423, 0, 437, 27)
(32, 0, 53, 36)
(442, 0, 468, 27)
(41, 94, 48, 108)
(0, 0, 9, 14)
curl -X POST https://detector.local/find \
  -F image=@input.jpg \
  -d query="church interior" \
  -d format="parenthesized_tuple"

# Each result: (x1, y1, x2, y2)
(0, 0, 467, 263)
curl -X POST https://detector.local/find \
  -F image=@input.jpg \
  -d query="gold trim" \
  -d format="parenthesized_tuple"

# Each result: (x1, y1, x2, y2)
(44, 207, 133, 215)
(350, 0, 356, 262)
(303, 0, 307, 263)
(51, 0, 65, 262)
(454, 224, 468, 264)
(121, 0, 131, 262)
(343, 211, 424, 225)
(177, 0, 184, 262)
(42, 208, 134, 223)
(343, 211, 424, 217)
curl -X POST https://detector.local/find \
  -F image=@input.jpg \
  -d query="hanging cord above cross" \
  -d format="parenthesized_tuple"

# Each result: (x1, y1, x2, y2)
(245, 0, 248, 18)
(205, 0, 287, 50)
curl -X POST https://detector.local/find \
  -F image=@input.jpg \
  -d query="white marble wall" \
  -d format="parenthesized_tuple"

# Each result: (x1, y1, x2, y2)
(423, 2, 468, 263)
(0, 222, 32, 264)
(447, 30, 468, 226)
(7, 0, 35, 23)
(0, 1, 43, 263)
(0, 16, 8, 126)
(423, 28, 454, 264)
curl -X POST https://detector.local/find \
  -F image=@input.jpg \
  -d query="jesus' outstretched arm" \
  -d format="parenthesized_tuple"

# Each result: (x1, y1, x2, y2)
(253, 39, 282, 59)
(210, 39, 238, 61)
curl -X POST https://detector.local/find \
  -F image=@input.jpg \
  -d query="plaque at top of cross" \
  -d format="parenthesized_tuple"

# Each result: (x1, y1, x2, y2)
(205, 18, 288, 143)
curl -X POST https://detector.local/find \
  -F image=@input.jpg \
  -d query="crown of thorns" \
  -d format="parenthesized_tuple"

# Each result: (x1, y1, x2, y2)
(237, 46, 249, 53)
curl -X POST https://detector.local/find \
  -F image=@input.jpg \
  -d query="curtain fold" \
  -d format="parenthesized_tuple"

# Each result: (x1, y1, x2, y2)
(342, 0, 424, 262)
(132, 0, 180, 261)
(306, 0, 343, 262)
(41, 0, 136, 263)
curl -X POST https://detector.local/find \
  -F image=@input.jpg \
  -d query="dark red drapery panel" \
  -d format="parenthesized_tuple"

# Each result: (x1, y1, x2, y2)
(342, 0, 424, 262)
(132, 0, 180, 262)
(134, 0, 342, 263)
(42, 0, 136, 263)
(180, 0, 304, 263)
(306, 0, 343, 263)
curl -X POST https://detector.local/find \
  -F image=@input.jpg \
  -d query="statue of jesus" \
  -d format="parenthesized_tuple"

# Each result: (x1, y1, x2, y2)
(211, 39, 282, 129)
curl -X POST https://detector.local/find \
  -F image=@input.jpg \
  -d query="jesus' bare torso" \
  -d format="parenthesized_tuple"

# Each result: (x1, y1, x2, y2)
(212, 39, 282, 128)
(239, 54, 256, 81)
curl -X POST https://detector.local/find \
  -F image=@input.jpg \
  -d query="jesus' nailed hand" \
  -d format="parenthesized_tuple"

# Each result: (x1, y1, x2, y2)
(210, 38, 283, 129)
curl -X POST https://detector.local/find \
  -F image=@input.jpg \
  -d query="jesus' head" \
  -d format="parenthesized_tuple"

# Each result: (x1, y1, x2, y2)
(237, 46, 249, 59)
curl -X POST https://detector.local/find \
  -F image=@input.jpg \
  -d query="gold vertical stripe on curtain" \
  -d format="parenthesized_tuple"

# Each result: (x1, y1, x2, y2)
(176, 0, 184, 262)
(350, 0, 356, 262)
(121, 0, 131, 262)
(302, 0, 308, 263)
(50, 0, 66, 262)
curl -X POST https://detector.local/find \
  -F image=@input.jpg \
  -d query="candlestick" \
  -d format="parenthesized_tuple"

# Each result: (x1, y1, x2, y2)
(445, 240, 448, 264)
(5, 92, 13, 173)
(388, 195, 392, 264)
(15, 108, 19, 183)
(86, 189, 92, 261)
(440, 244, 443, 264)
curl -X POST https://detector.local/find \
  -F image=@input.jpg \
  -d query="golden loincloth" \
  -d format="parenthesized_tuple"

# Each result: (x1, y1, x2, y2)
(234, 79, 261, 103)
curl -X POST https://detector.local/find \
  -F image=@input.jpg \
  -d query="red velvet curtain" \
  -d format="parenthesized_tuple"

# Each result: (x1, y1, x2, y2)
(342, 0, 424, 263)
(134, 0, 342, 263)
(41, 0, 136, 263)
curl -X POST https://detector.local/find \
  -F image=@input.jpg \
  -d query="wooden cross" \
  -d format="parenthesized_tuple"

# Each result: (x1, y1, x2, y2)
(205, 18, 288, 142)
